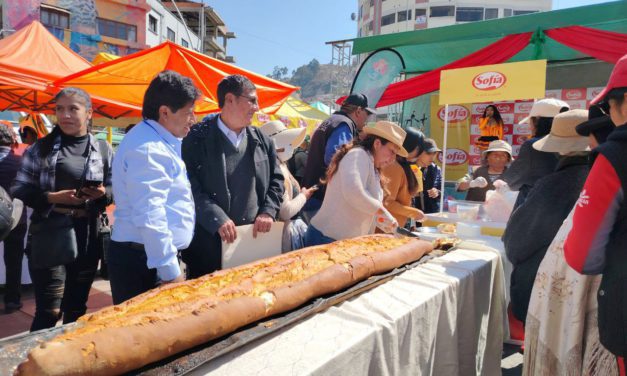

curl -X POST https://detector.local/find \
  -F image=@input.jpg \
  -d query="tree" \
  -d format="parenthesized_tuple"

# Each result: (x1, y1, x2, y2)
(268, 66, 289, 81)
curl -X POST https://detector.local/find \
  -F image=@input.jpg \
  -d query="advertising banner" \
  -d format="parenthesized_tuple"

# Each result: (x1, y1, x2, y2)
(439, 60, 547, 105)
(429, 95, 470, 181)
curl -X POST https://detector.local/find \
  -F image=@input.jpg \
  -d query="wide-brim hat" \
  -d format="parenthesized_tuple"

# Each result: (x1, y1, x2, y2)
(575, 104, 615, 137)
(533, 109, 590, 153)
(362, 121, 408, 157)
(259, 120, 307, 150)
(518, 98, 570, 125)
(481, 139, 512, 159)
(591, 54, 627, 104)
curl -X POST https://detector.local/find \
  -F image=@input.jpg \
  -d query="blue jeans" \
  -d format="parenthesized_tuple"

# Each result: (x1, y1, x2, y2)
(301, 197, 322, 225)
(304, 225, 335, 247)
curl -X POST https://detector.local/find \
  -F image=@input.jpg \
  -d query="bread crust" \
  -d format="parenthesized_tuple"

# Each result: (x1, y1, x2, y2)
(15, 235, 432, 375)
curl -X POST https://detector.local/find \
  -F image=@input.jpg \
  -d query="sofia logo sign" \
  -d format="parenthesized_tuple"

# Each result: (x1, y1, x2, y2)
(497, 104, 512, 113)
(437, 105, 469, 123)
(437, 149, 468, 165)
(472, 71, 507, 91)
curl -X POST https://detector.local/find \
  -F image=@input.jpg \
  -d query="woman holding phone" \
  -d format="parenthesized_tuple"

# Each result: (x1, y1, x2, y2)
(12, 87, 113, 331)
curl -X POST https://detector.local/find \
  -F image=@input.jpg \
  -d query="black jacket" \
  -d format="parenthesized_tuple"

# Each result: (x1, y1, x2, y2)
(595, 125, 627, 356)
(503, 155, 589, 322)
(502, 138, 559, 211)
(180, 114, 284, 276)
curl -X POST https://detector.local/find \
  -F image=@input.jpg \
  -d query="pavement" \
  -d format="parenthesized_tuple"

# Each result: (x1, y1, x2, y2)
(0, 277, 112, 340)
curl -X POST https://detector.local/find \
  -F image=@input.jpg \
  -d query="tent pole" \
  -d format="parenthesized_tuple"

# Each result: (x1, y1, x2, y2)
(440, 104, 449, 214)
(107, 127, 113, 145)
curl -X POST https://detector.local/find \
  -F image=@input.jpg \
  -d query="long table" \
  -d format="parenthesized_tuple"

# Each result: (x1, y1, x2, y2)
(192, 242, 508, 376)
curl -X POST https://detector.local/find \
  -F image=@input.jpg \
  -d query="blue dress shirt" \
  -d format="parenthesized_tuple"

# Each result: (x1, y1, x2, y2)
(112, 119, 195, 281)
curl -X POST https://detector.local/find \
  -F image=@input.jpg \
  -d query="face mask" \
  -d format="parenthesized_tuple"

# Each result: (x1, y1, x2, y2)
(277, 144, 294, 163)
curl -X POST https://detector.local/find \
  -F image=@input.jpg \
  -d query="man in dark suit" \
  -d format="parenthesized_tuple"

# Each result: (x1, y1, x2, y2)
(182, 75, 284, 278)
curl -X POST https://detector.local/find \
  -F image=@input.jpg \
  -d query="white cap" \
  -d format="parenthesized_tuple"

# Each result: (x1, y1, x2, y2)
(518, 98, 570, 125)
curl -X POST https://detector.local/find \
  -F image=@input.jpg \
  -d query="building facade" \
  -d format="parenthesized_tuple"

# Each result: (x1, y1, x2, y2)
(0, 0, 150, 61)
(145, 0, 201, 50)
(0, 0, 234, 62)
(357, 0, 552, 37)
(162, 1, 236, 62)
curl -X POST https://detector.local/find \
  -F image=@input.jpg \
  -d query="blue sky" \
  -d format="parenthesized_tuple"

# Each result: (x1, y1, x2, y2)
(208, 0, 615, 76)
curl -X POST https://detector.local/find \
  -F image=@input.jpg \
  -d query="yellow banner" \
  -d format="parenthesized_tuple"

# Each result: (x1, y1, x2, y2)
(439, 60, 547, 105)
(430, 95, 470, 181)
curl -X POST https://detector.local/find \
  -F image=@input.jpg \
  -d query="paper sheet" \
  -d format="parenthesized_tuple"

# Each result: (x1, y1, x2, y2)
(221, 222, 284, 269)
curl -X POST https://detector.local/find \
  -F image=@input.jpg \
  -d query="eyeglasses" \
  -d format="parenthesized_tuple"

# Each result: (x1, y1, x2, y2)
(238, 94, 258, 106)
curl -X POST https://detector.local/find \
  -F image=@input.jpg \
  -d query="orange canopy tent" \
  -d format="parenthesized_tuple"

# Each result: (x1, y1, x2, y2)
(0, 21, 139, 119)
(55, 41, 298, 115)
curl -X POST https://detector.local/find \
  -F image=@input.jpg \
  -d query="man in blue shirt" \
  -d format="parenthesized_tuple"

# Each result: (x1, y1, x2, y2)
(108, 70, 201, 304)
(301, 93, 374, 221)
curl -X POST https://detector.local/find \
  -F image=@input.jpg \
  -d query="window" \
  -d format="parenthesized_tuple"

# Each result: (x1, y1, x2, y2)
(181, 39, 189, 48)
(97, 18, 137, 41)
(359, 5, 363, 19)
(415, 8, 426, 18)
(40, 6, 70, 29)
(167, 27, 175, 41)
(431, 6, 455, 17)
(397, 10, 411, 22)
(456, 7, 483, 22)
(381, 13, 395, 26)
(148, 15, 158, 33)
(485, 8, 498, 20)
(504, 9, 513, 17)
(513, 10, 538, 16)
(368, 21, 373, 31)
(369, 0, 374, 7)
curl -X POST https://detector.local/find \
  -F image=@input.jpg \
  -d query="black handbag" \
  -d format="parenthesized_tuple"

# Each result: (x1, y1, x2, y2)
(29, 138, 92, 269)
(29, 214, 78, 269)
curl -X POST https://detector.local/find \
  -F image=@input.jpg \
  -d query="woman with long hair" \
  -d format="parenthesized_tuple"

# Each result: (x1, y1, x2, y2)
(260, 120, 316, 252)
(304, 121, 408, 247)
(381, 127, 426, 227)
(11, 87, 113, 331)
(476, 104, 504, 150)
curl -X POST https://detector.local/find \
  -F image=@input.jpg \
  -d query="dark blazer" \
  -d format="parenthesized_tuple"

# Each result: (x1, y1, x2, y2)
(181, 114, 284, 276)
(503, 155, 589, 322)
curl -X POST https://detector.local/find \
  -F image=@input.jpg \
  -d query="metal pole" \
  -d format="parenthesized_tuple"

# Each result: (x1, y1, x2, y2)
(440, 104, 449, 214)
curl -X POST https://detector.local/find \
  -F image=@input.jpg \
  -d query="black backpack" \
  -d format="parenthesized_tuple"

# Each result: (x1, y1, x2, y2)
(0, 186, 16, 241)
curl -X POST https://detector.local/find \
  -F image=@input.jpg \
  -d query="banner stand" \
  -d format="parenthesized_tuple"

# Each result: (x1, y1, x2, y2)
(439, 104, 449, 213)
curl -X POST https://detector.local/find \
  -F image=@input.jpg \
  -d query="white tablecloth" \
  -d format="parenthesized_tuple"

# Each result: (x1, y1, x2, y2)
(192, 242, 508, 376)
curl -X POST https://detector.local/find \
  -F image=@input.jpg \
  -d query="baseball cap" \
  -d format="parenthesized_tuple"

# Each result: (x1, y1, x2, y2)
(423, 138, 441, 153)
(591, 53, 627, 104)
(518, 98, 570, 125)
(343, 93, 375, 114)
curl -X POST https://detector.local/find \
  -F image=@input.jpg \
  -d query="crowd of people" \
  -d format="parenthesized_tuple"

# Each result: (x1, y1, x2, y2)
(0, 53, 626, 375)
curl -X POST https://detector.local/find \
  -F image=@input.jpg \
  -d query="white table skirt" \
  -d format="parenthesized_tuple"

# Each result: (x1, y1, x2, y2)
(193, 242, 508, 376)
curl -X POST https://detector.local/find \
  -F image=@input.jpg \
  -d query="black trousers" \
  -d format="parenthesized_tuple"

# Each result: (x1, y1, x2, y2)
(181, 225, 221, 279)
(107, 240, 159, 305)
(2, 222, 27, 304)
(28, 217, 99, 331)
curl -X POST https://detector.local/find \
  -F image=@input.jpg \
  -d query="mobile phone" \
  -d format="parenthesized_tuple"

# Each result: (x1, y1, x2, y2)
(83, 180, 102, 188)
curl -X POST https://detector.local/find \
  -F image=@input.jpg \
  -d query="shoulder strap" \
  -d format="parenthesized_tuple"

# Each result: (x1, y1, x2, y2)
(96, 139, 110, 177)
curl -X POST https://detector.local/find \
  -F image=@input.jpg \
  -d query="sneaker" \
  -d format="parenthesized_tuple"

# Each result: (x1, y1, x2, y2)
(4, 301, 23, 314)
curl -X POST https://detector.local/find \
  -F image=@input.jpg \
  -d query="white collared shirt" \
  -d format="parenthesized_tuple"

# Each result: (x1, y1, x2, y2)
(217, 115, 246, 148)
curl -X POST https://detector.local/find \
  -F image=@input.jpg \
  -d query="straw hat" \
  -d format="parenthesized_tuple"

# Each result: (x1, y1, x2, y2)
(518, 98, 570, 125)
(259, 120, 307, 150)
(533, 109, 590, 153)
(362, 121, 408, 157)
(481, 140, 512, 159)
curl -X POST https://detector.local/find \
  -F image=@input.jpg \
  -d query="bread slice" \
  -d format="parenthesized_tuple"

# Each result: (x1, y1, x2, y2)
(16, 235, 432, 375)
